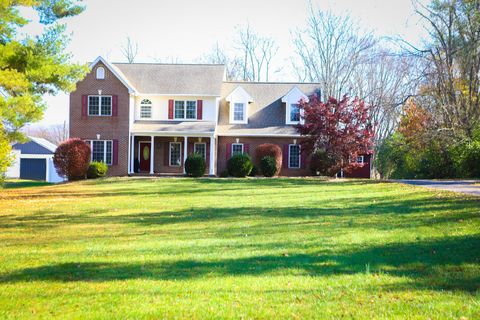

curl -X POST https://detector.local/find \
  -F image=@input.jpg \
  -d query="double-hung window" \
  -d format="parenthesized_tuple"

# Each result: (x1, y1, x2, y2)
(85, 140, 112, 165)
(140, 99, 152, 118)
(174, 100, 196, 120)
(231, 143, 244, 155)
(88, 95, 112, 116)
(233, 103, 245, 122)
(288, 144, 300, 169)
(290, 104, 300, 122)
(194, 142, 206, 159)
(170, 142, 181, 166)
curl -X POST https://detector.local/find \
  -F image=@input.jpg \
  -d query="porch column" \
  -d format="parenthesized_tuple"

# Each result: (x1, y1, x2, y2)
(150, 136, 154, 175)
(130, 135, 135, 174)
(183, 136, 188, 174)
(209, 136, 215, 175)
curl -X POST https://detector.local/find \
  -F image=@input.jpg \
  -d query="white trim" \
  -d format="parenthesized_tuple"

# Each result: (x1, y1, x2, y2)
(288, 144, 301, 169)
(282, 86, 308, 125)
(140, 99, 152, 119)
(27, 136, 57, 153)
(169, 141, 182, 167)
(209, 136, 215, 175)
(225, 86, 254, 103)
(231, 102, 247, 124)
(89, 56, 137, 93)
(132, 131, 214, 137)
(150, 136, 155, 174)
(286, 103, 301, 125)
(88, 95, 112, 116)
(19, 154, 53, 159)
(219, 133, 302, 137)
(193, 142, 207, 159)
(135, 93, 220, 97)
(231, 143, 244, 155)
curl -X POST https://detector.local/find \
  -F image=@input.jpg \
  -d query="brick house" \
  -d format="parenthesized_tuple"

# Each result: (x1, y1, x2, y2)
(69, 56, 371, 178)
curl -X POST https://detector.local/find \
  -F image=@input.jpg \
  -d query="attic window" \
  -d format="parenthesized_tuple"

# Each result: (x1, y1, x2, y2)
(96, 67, 105, 79)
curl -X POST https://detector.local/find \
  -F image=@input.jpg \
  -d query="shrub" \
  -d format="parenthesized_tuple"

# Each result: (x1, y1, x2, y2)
(255, 144, 282, 176)
(219, 169, 229, 178)
(227, 153, 253, 177)
(309, 150, 336, 176)
(458, 140, 480, 178)
(53, 138, 91, 181)
(260, 156, 277, 177)
(87, 161, 108, 179)
(185, 153, 206, 177)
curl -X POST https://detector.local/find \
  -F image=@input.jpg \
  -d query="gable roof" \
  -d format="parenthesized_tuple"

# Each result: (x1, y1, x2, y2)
(113, 63, 225, 96)
(217, 82, 320, 136)
(90, 56, 137, 93)
(12, 136, 57, 154)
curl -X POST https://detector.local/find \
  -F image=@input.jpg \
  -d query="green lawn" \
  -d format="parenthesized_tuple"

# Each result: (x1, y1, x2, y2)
(0, 178, 479, 319)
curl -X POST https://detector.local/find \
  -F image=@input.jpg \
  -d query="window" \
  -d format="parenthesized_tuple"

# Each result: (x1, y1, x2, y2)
(233, 103, 244, 122)
(140, 99, 152, 118)
(194, 143, 206, 159)
(96, 67, 105, 79)
(288, 144, 300, 169)
(186, 101, 197, 119)
(356, 156, 364, 164)
(88, 95, 112, 116)
(174, 100, 196, 120)
(86, 140, 112, 165)
(231, 143, 244, 155)
(170, 142, 181, 166)
(290, 104, 300, 122)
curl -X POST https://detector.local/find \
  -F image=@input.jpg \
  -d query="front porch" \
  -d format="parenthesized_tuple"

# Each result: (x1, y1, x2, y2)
(128, 134, 216, 176)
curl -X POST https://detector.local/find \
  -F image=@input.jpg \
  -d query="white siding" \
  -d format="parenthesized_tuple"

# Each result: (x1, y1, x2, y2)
(134, 96, 217, 121)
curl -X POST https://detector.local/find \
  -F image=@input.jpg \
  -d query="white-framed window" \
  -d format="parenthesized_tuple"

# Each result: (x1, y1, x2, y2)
(88, 95, 112, 116)
(85, 140, 112, 165)
(233, 103, 245, 122)
(174, 100, 196, 120)
(96, 67, 105, 79)
(288, 144, 301, 169)
(194, 142, 206, 159)
(356, 156, 364, 164)
(231, 143, 244, 155)
(140, 99, 152, 118)
(290, 103, 300, 122)
(169, 142, 182, 167)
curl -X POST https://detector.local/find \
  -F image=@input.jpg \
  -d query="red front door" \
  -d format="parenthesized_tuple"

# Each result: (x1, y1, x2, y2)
(139, 142, 151, 172)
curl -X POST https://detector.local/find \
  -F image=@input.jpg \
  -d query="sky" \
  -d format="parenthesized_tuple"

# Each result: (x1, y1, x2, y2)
(21, 0, 427, 127)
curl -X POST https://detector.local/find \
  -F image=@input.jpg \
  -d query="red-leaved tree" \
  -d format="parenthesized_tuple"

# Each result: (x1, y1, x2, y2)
(296, 95, 374, 176)
(53, 138, 91, 181)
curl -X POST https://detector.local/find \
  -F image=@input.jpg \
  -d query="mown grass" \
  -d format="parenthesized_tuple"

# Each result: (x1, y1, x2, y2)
(0, 177, 479, 319)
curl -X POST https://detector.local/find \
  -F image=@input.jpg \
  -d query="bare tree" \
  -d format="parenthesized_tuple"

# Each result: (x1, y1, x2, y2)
(197, 42, 243, 80)
(406, 0, 480, 139)
(235, 24, 279, 81)
(23, 121, 68, 145)
(292, 8, 376, 99)
(121, 37, 139, 63)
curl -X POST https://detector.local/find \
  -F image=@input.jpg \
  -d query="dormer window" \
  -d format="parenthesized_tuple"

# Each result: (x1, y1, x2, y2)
(290, 104, 300, 122)
(226, 86, 253, 124)
(96, 67, 105, 79)
(233, 103, 245, 122)
(283, 87, 309, 125)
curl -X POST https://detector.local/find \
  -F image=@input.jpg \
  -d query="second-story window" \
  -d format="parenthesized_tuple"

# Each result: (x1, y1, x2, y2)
(88, 96, 112, 116)
(140, 99, 152, 119)
(290, 104, 300, 122)
(233, 103, 244, 122)
(174, 100, 196, 120)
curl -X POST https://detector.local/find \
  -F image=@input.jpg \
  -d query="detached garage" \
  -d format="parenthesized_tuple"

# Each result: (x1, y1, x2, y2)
(8, 137, 64, 183)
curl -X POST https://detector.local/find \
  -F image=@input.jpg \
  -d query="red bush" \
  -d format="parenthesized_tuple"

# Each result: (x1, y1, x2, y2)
(53, 138, 91, 181)
(255, 143, 282, 176)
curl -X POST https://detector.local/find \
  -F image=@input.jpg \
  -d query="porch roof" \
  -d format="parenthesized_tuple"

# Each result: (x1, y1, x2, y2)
(132, 121, 215, 135)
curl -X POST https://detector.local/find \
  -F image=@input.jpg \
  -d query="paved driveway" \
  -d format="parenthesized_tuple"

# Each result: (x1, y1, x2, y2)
(398, 180, 480, 196)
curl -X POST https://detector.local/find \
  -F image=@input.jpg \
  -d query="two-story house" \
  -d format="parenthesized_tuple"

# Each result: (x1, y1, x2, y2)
(69, 56, 371, 178)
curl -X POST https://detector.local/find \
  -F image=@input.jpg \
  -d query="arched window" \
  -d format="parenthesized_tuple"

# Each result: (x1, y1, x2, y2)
(96, 66, 105, 79)
(140, 99, 152, 118)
